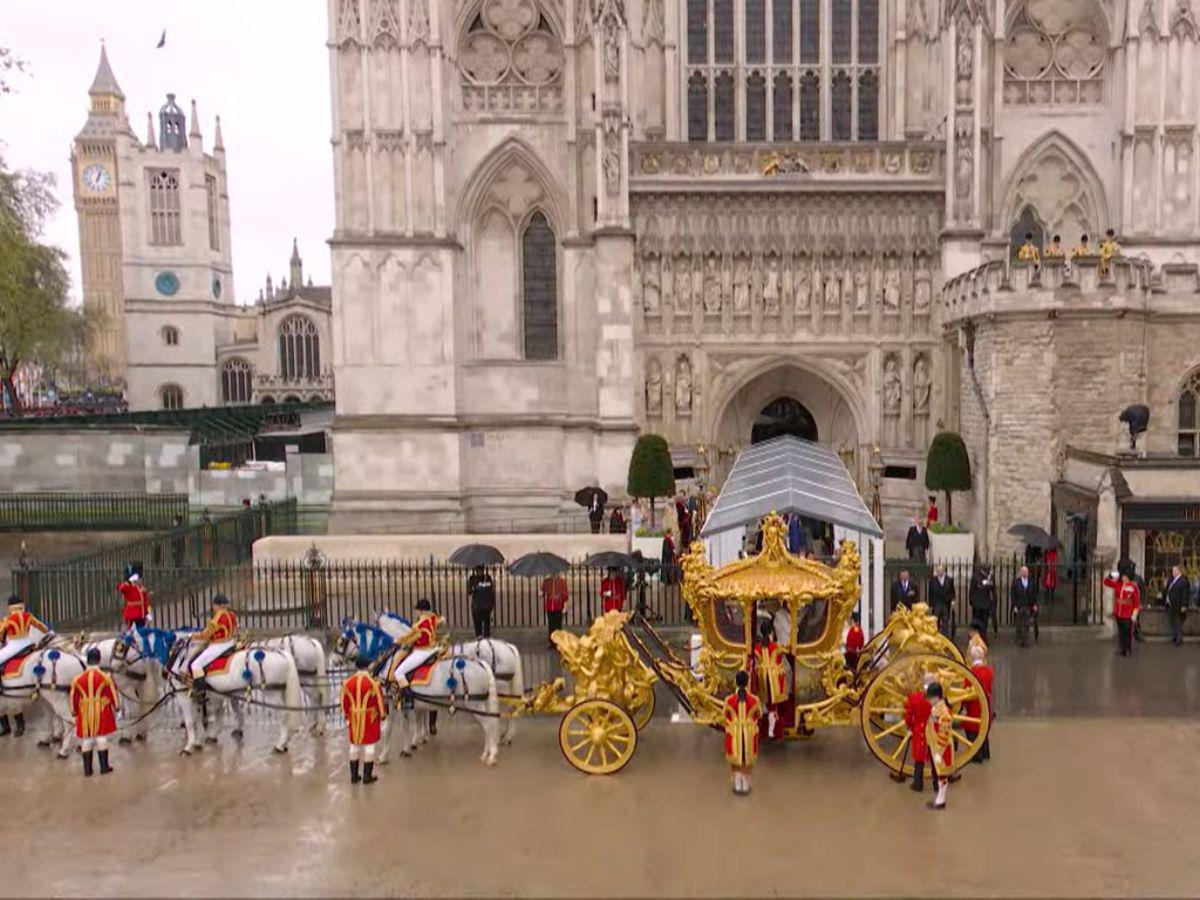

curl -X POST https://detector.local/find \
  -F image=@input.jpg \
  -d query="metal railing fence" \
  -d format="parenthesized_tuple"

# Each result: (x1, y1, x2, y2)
(0, 492, 189, 532)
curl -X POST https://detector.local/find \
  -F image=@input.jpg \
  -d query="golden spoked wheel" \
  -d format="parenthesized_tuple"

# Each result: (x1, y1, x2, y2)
(860, 653, 989, 778)
(558, 699, 638, 775)
(629, 687, 656, 731)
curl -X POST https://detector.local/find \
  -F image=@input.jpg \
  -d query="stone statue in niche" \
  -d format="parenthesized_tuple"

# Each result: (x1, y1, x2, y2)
(642, 260, 661, 315)
(883, 355, 902, 446)
(794, 267, 812, 314)
(854, 265, 870, 312)
(675, 356, 693, 414)
(884, 265, 901, 312)
(675, 256, 692, 312)
(955, 16, 974, 104)
(603, 15, 621, 81)
(914, 268, 932, 314)
(703, 256, 721, 314)
(733, 256, 751, 314)
(661, 256, 674, 310)
(763, 256, 781, 314)
(912, 355, 931, 447)
(645, 357, 662, 416)
(823, 269, 841, 312)
(955, 140, 974, 223)
(603, 135, 621, 197)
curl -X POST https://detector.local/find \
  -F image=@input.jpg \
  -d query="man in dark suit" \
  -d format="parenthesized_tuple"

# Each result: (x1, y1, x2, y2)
(1010, 565, 1038, 648)
(906, 517, 931, 563)
(928, 564, 956, 638)
(1163, 564, 1190, 646)
(891, 569, 919, 611)
(969, 565, 997, 640)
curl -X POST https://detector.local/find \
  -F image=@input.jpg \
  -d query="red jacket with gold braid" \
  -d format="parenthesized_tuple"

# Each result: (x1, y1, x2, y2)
(723, 690, 762, 767)
(70, 667, 120, 738)
(904, 690, 932, 763)
(752, 641, 788, 705)
(197, 608, 237, 642)
(925, 699, 954, 769)
(340, 671, 387, 745)
(2, 609, 49, 640)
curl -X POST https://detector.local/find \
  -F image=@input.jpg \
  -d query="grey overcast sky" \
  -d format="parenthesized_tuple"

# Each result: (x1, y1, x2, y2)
(1, 0, 334, 304)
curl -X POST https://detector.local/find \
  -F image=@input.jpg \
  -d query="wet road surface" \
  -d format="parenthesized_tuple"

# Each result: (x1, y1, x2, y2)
(4, 638, 1200, 897)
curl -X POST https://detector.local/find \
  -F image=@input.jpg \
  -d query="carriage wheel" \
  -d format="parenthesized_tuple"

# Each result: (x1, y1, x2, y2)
(629, 687, 656, 731)
(859, 653, 989, 778)
(558, 699, 638, 775)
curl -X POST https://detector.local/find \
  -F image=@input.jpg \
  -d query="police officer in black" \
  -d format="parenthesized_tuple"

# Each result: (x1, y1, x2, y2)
(467, 565, 496, 638)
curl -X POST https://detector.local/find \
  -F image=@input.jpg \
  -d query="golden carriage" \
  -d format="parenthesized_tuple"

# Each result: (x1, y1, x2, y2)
(514, 513, 990, 776)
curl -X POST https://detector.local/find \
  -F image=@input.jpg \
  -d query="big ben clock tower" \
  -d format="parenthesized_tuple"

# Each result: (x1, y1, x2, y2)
(71, 42, 130, 381)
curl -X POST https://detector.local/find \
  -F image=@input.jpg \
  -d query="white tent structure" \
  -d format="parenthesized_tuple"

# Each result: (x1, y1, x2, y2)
(700, 436, 888, 636)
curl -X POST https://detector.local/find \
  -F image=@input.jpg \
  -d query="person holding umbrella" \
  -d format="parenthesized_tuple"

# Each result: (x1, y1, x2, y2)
(467, 565, 496, 638)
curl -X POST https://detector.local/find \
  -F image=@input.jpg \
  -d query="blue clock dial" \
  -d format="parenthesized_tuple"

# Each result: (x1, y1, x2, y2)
(155, 272, 180, 296)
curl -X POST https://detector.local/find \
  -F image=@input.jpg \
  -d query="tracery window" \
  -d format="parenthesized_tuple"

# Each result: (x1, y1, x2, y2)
(459, 0, 564, 116)
(161, 325, 180, 347)
(148, 169, 182, 246)
(278, 314, 321, 380)
(160, 384, 184, 410)
(221, 357, 254, 405)
(1003, 0, 1107, 105)
(685, 0, 881, 141)
(521, 212, 558, 360)
(1178, 371, 1200, 457)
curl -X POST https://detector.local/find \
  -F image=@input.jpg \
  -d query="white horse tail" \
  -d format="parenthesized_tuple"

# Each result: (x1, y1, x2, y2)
(312, 638, 327, 707)
(283, 652, 303, 735)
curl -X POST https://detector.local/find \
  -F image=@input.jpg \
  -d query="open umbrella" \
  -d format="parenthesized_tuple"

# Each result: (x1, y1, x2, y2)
(574, 486, 609, 509)
(507, 551, 570, 578)
(448, 543, 505, 568)
(1006, 524, 1060, 550)
(582, 551, 635, 570)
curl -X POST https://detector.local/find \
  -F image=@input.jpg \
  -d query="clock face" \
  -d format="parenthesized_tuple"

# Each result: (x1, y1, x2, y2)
(155, 271, 181, 296)
(82, 163, 111, 193)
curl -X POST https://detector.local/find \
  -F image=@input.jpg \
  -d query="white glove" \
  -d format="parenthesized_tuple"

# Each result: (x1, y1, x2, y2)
(1110, 570, 1119, 579)
(145, 611, 154, 624)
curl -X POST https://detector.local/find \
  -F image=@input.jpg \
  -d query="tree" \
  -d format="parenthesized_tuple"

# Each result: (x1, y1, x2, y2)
(925, 431, 972, 524)
(0, 155, 79, 414)
(627, 434, 676, 528)
(0, 47, 27, 95)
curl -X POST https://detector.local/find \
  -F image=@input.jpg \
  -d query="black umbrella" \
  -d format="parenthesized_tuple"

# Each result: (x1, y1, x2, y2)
(582, 551, 635, 570)
(1006, 524, 1060, 550)
(574, 486, 608, 509)
(448, 543, 505, 567)
(507, 551, 571, 578)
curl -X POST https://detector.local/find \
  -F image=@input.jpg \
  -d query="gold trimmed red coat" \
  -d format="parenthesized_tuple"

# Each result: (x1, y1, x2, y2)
(753, 641, 788, 705)
(723, 690, 762, 767)
(197, 608, 237, 642)
(925, 698, 953, 770)
(2, 609, 49, 640)
(69, 667, 120, 738)
(341, 671, 387, 745)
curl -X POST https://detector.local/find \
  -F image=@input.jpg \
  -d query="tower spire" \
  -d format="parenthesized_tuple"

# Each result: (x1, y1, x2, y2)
(159, 93, 188, 151)
(189, 99, 202, 143)
(289, 238, 303, 289)
(214, 115, 225, 152)
(89, 41, 124, 100)
(145, 112, 157, 149)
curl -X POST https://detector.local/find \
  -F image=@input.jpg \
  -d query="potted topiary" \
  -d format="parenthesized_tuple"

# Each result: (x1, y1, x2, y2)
(925, 430, 975, 563)
(628, 433, 676, 559)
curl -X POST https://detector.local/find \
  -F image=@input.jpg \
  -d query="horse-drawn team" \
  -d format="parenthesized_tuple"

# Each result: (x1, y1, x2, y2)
(0, 570, 524, 779)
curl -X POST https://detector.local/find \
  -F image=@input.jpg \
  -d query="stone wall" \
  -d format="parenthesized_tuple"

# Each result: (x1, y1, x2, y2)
(0, 428, 192, 494)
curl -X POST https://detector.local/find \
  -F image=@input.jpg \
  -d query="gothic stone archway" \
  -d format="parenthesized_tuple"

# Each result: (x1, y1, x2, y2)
(751, 397, 819, 444)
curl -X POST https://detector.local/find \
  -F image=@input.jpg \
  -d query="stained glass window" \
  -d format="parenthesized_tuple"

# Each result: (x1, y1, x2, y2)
(714, 0, 734, 62)
(832, 70, 852, 139)
(800, 0, 820, 63)
(687, 0, 708, 64)
(773, 0, 793, 63)
(746, 72, 767, 140)
(832, 0, 852, 64)
(773, 71, 793, 140)
(688, 72, 709, 141)
(715, 71, 735, 140)
(522, 213, 558, 361)
(857, 70, 878, 140)
(746, 0, 766, 63)
(799, 70, 820, 140)
(858, 0, 879, 64)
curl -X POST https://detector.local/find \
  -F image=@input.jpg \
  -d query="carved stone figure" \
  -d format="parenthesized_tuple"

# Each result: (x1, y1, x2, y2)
(408, 0, 429, 44)
(883, 355, 902, 445)
(854, 267, 870, 312)
(675, 356, 693, 414)
(603, 134, 621, 196)
(733, 257, 751, 314)
(794, 267, 812, 313)
(661, 256, 674, 309)
(675, 257, 692, 312)
(763, 256, 781, 314)
(703, 256, 722, 314)
(642, 260, 661, 315)
(603, 15, 621, 80)
(955, 139, 974, 222)
(955, 13, 974, 104)
(912, 354, 931, 446)
(645, 357, 662, 416)
(884, 266, 901, 311)
(914, 269, 932, 314)
(823, 270, 841, 311)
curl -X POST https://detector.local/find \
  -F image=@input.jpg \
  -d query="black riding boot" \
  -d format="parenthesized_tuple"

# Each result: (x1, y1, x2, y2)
(0, 716, 10, 737)
(350, 760, 361, 784)
(82, 751, 95, 777)
(362, 761, 377, 784)
(428, 711, 438, 735)
(910, 761, 925, 792)
(98, 750, 113, 774)
(13, 714, 24, 737)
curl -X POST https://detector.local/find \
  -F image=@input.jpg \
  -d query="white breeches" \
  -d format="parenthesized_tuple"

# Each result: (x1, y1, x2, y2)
(190, 641, 234, 678)
(348, 742, 377, 763)
(392, 648, 436, 682)
(0, 634, 38, 667)
(81, 736, 110, 752)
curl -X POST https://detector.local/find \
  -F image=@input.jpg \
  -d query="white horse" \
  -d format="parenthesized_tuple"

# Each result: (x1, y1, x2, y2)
(0, 637, 61, 737)
(336, 623, 501, 765)
(164, 638, 305, 754)
(246, 635, 328, 735)
(375, 611, 524, 744)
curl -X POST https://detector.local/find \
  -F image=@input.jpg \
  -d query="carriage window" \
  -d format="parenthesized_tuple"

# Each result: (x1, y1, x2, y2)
(795, 599, 829, 645)
(712, 599, 749, 644)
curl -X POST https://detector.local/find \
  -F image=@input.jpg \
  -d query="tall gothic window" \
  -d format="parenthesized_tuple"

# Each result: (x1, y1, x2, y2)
(1179, 371, 1200, 457)
(685, 0, 881, 141)
(221, 357, 254, 405)
(1009, 206, 1045, 259)
(278, 314, 321, 380)
(148, 168, 182, 246)
(521, 213, 558, 360)
(160, 383, 184, 410)
(205, 174, 220, 251)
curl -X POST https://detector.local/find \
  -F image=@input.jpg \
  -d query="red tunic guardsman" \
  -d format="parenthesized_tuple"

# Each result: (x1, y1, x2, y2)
(341, 655, 387, 785)
(903, 682, 932, 792)
(118, 573, 152, 630)
(753, 621, 789, 739)
(964, 639, 994, 764)
(70, 648, 120, 776)
(924, 682, 954, 810)
(600, 572, 627, 613)
(1103, 572, 1141, 656)
(844, 612, 865, 673)
(723, 670, 762, 796)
